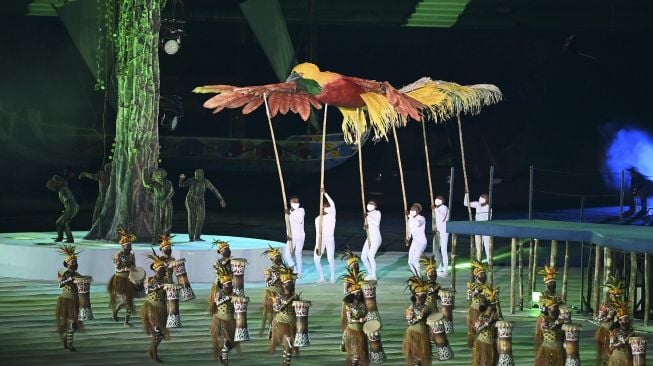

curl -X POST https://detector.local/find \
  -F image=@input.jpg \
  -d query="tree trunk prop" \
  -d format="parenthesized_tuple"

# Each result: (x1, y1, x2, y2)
(263, 94, 292, 254)
(86, 0, 163, 241)
(391, 123, 409, 246)
(316, 104, 328, 256)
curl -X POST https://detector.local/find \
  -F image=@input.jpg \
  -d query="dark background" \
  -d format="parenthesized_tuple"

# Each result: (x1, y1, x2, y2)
(1, 0, 652, 236)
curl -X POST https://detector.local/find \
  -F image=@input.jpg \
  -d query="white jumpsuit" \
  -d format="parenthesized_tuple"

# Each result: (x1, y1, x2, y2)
(464, 193, 492, 261)
(361, 209, 382, 280)
(314, 193, 336, 282)
(285, 207, 305, 276)
(433, 204, 449, 272)
(408, 214, 427, 273)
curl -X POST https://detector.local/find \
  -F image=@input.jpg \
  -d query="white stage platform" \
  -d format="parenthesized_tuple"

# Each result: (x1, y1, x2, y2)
(0, 231, 285, 283)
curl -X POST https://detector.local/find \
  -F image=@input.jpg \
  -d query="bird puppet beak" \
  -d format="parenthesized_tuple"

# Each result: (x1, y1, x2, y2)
(286, 71, 300, 83)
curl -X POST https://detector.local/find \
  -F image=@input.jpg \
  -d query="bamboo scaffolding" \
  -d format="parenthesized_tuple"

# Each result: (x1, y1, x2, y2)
(629, 252, 637, 314)
(510, 237, 517, 314)
(315, 104, 328, 256)
(530, 239, 539, 302)
(519, 240, 524, 311)
(593, 245, 602, 318)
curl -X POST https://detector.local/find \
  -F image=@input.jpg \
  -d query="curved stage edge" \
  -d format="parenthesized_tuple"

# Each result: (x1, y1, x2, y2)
(0, 231, 284, 283)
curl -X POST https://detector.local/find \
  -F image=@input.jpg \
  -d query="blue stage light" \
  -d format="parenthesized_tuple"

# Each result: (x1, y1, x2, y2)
(603, 128, 653, 189)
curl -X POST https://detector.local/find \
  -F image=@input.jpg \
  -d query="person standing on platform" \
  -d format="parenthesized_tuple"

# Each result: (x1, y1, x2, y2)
(360, 200, 382, 281)
(624, 167, 653, 218)
(314, 189, 336, 284)
(55, 244, 84, 352)
(47, 175, 79, 243)
(78, 162, 111, 224)
(463, 192, 491, 262)
(179, 169, 226, 242)
(285, 196, 305, 277)
(431, 195, 449, 276)
(108, 228, 137, 327)
(141, 253, 171, 363)
(406, 203, 427, 273)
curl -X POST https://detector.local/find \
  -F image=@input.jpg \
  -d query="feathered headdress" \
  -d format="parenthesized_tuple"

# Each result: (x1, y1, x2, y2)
(212, 239, 230, 253)
(118, 227, 136, 246)
(215, 264, 233, 285)
(146, 250, 167, 271)
(159, 234, 173, 251)
(279, 265, 297, 284)
(603, 276, 624, 297)
(262, 244, 282, 260)
(482, 286, 500, 304)
(470, 259, 486, 278)
(58, 244, 79, 265)
(405, 267, 429, 295)
(420, 255, 438, 274)
(341, 267, 365, 295)
(538, 265, 558, 284)
(615, 301, 631, 320)
(340, 247, 360, 269)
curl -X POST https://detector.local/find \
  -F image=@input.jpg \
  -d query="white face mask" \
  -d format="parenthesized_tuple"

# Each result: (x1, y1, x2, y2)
(479, 197, 487, 204)
(434, 199, 443, 206)
(410, 210, 417, 217)
(366, 204, 375, 212)
(290, 202, 300, 209)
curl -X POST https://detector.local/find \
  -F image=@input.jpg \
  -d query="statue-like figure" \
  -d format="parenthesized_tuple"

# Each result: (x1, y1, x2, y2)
(47, 175, 79, 243)
(179, 169, 226, 242)
(79, 162, 111, 224)
(144, 167, 174, 239)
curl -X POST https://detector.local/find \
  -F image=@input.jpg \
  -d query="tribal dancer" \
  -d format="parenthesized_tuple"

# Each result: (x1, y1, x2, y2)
(108, 228, 137, 326)
(472, 287, 500, 366)
(141, 254, 171, 363)
(262, 245, 285, 334)
(157, 234, 175, 282)
(466, 259, 489, 348)
(403, 272, 432, 366)
(534, 295, 565, 366)
(214, 240, 232, 269)
(270, 266, 299, 366)
(341, 268, 369, 366)
(210, 265, 238, 365)
(608, 301, 634, 366)
(421, 255, 441, 314)
(56, 244, 84, 351)
(596, 276, 624, 365)
(535, 265, 562, 350)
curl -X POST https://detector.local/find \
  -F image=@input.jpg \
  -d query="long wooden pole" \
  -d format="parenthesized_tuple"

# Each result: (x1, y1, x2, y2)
(316, 104, 328, 256)
(263, 94, 293, 254)
(451, 234, 457, 292)
(531, 239, 539, 304)
(421, 120, 436, 255)
(629, 252, 637, 314)
(550, 240, 558, 267)
(355, 119, 371, 248)
(528, 239, 534, 303)
(457, 115, 472, 221)
(593, 245, 602, 318)
(562, 241, 570, 303)
(510, 237, 517, 314)
(519, 240, 524, 311)
(391, 123, 409, 245)
(645, 254, 650, 326)
(488, 236, 495, 285)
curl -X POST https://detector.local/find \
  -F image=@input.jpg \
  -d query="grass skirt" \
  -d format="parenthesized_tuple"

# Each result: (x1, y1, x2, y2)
(472, 338, 496, 366)
(108, 274, 135, 309)
(595, 325, 610, 364)
(262, 289, 274, 330)
(140, 301, 169, 339)
(534, 341, 565, 366)
(56, 296, 83, 336)
(607, 348, 632, 366)
(402, 324, 431, 366)
(343, 327, 369, 366)
(467, 307, 481, 348)
(210, 315, 237, 359)
(269, 321, 296, 352)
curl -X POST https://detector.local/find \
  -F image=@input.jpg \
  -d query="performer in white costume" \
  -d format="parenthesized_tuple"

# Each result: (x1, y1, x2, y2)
(314, 190, 336, 284)
(406, 203, 427, 273)
(285, 196, 305, 277)
(361, 200, 382, 280)
(432, 195, 449, 275)
(464, 192, 491, 261)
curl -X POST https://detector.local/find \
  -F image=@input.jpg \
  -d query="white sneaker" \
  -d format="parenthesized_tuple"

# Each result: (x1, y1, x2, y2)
(329, 278, 336, 284)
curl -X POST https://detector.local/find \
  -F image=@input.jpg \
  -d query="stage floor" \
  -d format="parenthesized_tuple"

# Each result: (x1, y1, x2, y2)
(0, 251, 650, 365)
(0, 231, 285, 282)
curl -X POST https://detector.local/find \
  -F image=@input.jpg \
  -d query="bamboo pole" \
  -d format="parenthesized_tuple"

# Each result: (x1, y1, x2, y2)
(451, 234, 457, 293)
(605, 248, 613, 282)
(550, 240, 558, 267)
(457, 114, 476, 275)
(420, 120, 435, 225)
(593, 245, 602, 318)
(531, 239, 539, 301)
(645, 254, 650, 326)
(355, 119, 371, 248)
(580, 243, 585, 313)
(391, 123, 409, 246)
(510, 237, 517, 314)
(562, 241, 570, 303)
(263, 94, 293, 254)
(528, 239, 534, 302)
(519, 240, 524, 311)
(629, 252, 637, 314)
(315, 104, 328, 256)
(488, 236, 495, 286)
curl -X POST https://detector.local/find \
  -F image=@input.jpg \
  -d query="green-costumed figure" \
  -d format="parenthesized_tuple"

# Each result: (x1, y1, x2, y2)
(179, 169, 226, 242)
(47, 175, 79, 243)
